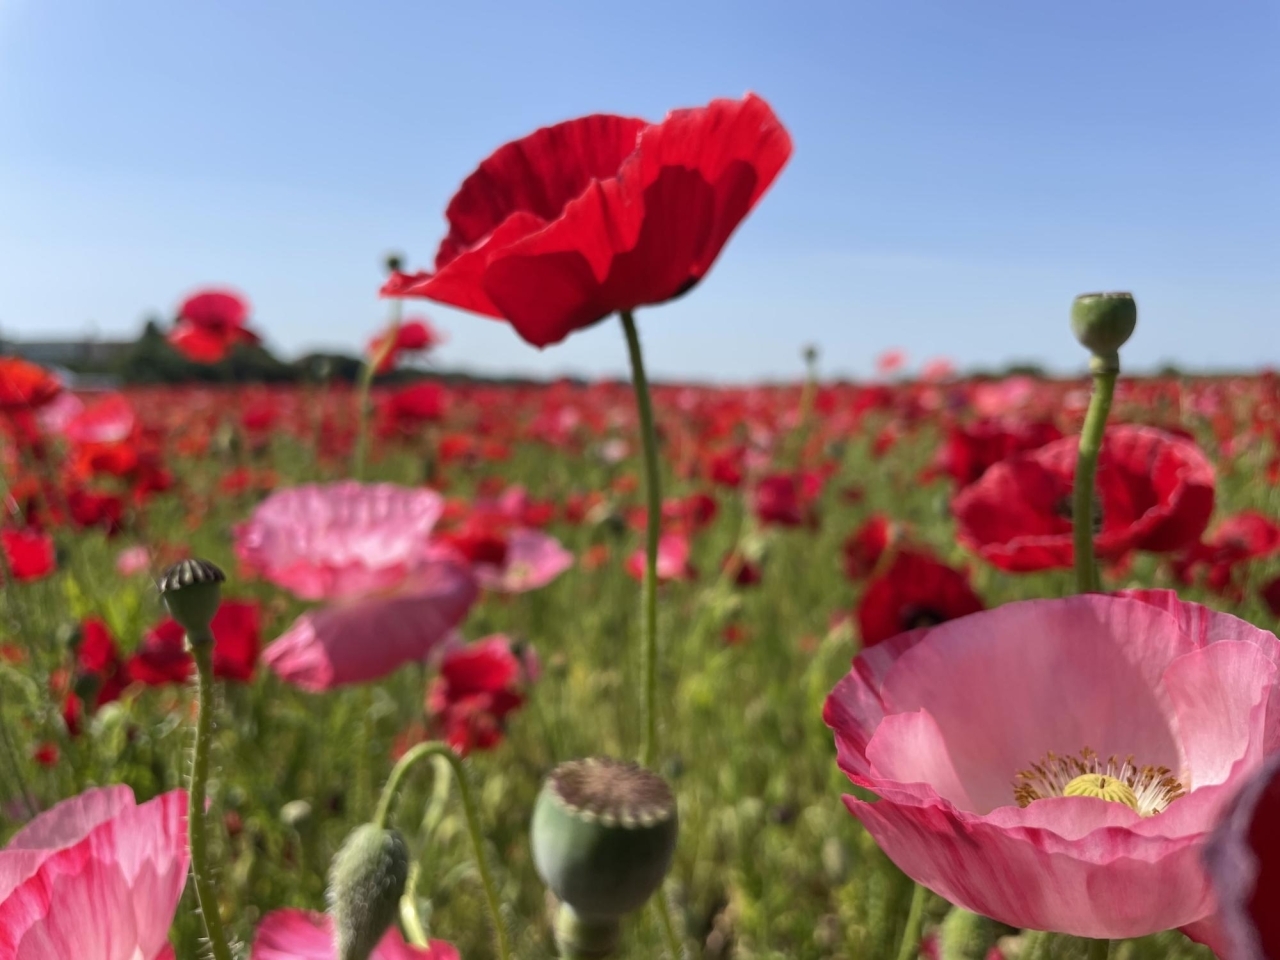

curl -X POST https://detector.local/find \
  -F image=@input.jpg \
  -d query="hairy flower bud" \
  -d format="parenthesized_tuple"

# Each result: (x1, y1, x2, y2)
(938, 906, 1013, 959)
(326, 823, 410, 960)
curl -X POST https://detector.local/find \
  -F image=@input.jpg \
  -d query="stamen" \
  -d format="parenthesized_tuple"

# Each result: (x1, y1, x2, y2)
(1013, 747, 1185, 816)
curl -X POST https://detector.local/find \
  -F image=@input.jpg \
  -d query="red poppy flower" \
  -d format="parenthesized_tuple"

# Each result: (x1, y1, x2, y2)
(127, 601, 261, 685)
(368, 318, 442, 373)
(933, 418, 1063, 487)
(857, 549, 985, 647)
(169, 288, 260, 363)
(753, 471, 823, 528)
(426, 636, 533, 755)
(842, 514, 894, 581)
(1, 528, 56, 581)
(953, 425, 1215, 572)
(383, 94, 792, 348)
(1176, 511, 1280, 595)
(377, 382, 447, 436)
(0, 358, 61, 411)
(71, 618, 128, 711)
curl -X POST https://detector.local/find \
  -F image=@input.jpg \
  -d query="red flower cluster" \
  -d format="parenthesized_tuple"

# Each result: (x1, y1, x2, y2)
(426, 636, 536, 754)
(169, 288, 260, 363)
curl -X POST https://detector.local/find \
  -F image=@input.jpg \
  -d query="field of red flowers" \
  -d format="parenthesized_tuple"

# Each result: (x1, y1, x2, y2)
(2, 94, 1277, 960)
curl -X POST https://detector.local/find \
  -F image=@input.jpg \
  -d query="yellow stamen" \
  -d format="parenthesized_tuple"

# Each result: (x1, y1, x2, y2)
(1062, 773, 1139, 811)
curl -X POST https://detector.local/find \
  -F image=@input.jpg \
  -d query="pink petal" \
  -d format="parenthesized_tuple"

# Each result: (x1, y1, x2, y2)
(234, 482, 445, 601)
(264, 559, 478, 691)
(875, 596, 1189, 813)
(865, 709, 975, 810)
(1163, 641, 1278, 790)
(846, 792, 1213, 938)
(252, 909, 459, 960)
(475, 528, 573, 593)
(0, 790, 188, 960)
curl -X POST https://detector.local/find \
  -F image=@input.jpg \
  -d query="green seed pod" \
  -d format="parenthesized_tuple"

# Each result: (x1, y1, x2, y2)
(326, 823, 410, 960)
(1070, 292, 1136, 364)
(384, 251, 405, 275)
(531, 758, 678, 951)
(937, 906, 1014, 960)
(157, 559, 225, 643)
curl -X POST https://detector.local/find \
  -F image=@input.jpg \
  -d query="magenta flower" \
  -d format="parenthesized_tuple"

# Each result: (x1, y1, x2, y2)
(0, 786, 188, 959)
(472, 528, 574, 593)
(235, 483, 478, 690)
(823, 590, 1280, 939)
(252, 908, 458, 959)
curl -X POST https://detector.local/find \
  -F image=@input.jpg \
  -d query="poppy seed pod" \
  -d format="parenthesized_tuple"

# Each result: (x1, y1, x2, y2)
(157, 559, 225, 644)
(326, 823, 410, 960)
(532, 758, 678, 958)
(1071, 292, 1136, 365)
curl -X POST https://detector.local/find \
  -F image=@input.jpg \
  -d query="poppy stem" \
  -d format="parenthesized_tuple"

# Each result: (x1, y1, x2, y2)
(354, 299, 402, 480)
(1073, 361, 1116, 593)
(620, 310, 663, 770)
(188, 639, 235, 960)
(374, 741, 513, 960)
(1086, 938, 1115, 960)
(894, 882, 929, 960)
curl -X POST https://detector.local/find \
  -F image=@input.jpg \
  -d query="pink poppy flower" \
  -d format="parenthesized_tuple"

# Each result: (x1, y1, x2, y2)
(0, 786, 188, 959)
(626, 532, 696, 582)
(262, 549, 477, 691)
(62, 393, 137, 446)
(472, 528, 574, 593)
(252, 908, 458, 960)
(115, 545, 152, 577)
(234, 482, 446, 601)
(823, 590, 1280, 939)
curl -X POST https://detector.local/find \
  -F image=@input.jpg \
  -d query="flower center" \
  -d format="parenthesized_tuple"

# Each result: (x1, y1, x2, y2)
(1013, 747, 1185, 817)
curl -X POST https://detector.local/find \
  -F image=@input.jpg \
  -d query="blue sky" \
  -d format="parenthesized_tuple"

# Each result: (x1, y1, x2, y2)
(1, 0, 1275, 381)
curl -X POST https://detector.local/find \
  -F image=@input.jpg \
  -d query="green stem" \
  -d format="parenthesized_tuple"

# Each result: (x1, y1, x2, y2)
(373, 742, 512, 960)
(653, 891, 684, 959)
(0, 688, 37, 819)
(894, 883, 928, 960)
(1072, 362, 1117, 594)
(354, 299, 401, 480)
(1086, 938, 1114, 960)
(188, 641, 234, 960)
(621, 310, 663, 770)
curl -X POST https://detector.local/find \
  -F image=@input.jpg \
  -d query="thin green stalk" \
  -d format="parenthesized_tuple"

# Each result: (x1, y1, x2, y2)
(374, 742, 512, 960)
(621, 309, 663, 770)
(895, 883, 928, 960)
(1086, 938, 1114, 960)
(1073, 364, 1116, 593)
(653, 890, 684, 959)
(0, 688, 37, 819)
(188, 640, 234, 960)
(354, 299, 401, 479)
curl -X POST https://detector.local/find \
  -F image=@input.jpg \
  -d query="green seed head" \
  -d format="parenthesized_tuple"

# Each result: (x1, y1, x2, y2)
(326, 823, 410, 960)
(1071, 292, 1137, 365)
(531, 758, 678, 924)
(157, 559, 225, 642)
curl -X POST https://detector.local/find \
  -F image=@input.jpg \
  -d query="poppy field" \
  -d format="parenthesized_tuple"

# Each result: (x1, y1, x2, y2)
(2, 94, 1278, 960)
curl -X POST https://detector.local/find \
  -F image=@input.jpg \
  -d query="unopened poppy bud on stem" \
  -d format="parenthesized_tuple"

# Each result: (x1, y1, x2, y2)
(327, 823, 410, 960)
(532, 758, 678, 959)
(157, 558, 225, 644)
(1070, 292, 1136, 372)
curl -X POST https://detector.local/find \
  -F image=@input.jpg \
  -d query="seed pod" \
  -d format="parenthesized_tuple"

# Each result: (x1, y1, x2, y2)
(1071, 292, 1137, 364)
(157, 558, 225, 643)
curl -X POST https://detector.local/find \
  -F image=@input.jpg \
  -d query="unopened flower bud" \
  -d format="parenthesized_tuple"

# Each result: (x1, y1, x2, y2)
(1071, 292, 1136, 368)
(326, 823, 410, 960)
(157, 559, 225, 643)
(532, 758, 678, 958)
(938, 906, 1014, 960)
